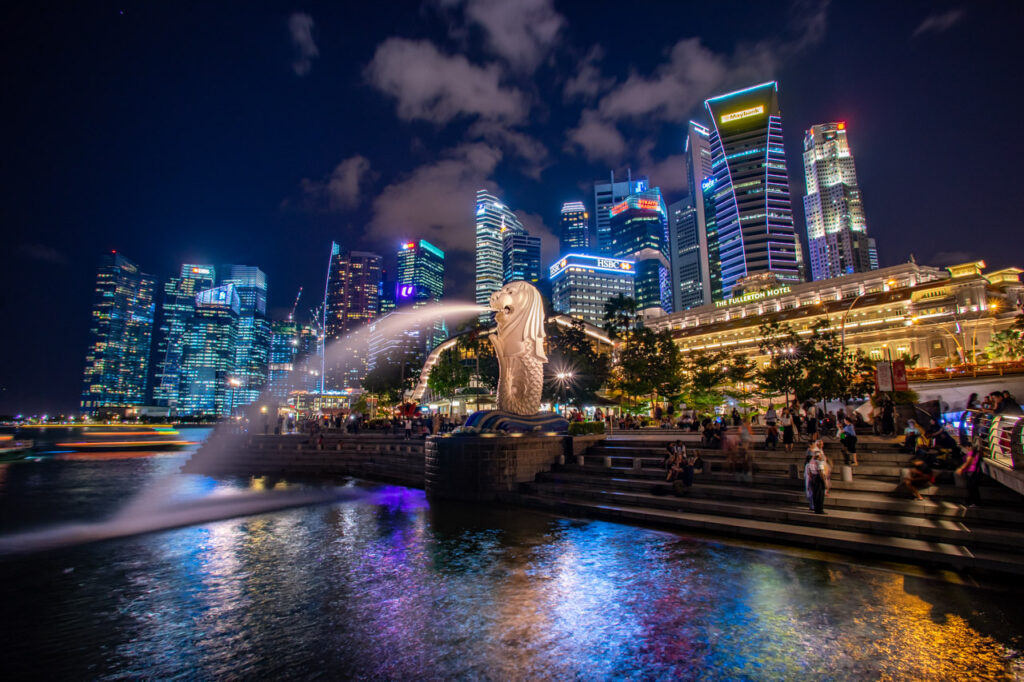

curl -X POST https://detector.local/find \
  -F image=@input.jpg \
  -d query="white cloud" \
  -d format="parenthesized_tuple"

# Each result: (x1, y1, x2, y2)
(440, 0, 565, 72)
(563, 46, 613, 101)
(644, 154, 689, 196)
(288, 13, 319, 76)
(912, 8, 965, 37)
(368, 143, 503, 253)
(565, 110, 626, 164)
(468, 121, 549, 179)
(300, 155, 372, 210)
(365, 38, 528, 125)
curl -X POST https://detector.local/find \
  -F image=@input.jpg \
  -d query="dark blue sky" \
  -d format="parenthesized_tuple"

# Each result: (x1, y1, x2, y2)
(2, 1, 1021, 414)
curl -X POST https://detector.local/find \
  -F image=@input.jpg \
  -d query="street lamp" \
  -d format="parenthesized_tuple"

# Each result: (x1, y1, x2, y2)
(555, 371, 574, 415)
(227, 377, 242, 417)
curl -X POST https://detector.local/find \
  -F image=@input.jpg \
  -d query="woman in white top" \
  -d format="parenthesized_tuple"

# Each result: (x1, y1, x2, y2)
(805, 447, 828, 514)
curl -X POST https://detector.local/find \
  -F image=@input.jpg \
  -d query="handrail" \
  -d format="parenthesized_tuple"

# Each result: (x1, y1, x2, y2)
(961, 409, 1023, 469)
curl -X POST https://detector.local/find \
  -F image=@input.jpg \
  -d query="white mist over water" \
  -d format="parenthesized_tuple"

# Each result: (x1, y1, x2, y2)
(0, 302, 488, 556)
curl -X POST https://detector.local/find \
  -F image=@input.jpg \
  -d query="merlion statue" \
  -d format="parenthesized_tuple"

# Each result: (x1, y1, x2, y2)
(489, 281, 547, 415)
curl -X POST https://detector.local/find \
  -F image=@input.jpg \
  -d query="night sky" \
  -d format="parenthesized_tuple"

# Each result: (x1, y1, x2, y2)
(2, 1, 1021, 414)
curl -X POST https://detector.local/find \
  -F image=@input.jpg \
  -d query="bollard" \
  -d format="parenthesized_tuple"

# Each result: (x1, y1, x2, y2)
(788, 463, 798, 479)
(841, 464, 853, 482)
(557, 454, 565, 465)
(576, 454, 585, 466)
(603, 456, 613, 468)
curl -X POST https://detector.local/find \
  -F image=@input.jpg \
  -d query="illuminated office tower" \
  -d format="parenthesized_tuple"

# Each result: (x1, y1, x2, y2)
(178, 284, 240, 417)
(152, 264, 215, 410)
(503, 232, 542, 284)
(802, 122, 878, 280)
(593, 171, 648, 255)
(268, 320, 320, 399)
(397, 239, 446, 350)
(219, 265, 270, 408)
(475, 189, 524, 315)
(81, 252, 156, 414)
(548, 254, 635, 327)
(703, 177, 724, 302)
(323, 244, 382, 389)
(559, 201, 589, 253)
(668, 121, 714, 311)
(705, 82, 804, 299)
(608, 188, 672, 316)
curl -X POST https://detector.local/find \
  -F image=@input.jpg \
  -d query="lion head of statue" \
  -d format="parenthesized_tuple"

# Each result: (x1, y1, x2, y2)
(489, 280, 546, 361)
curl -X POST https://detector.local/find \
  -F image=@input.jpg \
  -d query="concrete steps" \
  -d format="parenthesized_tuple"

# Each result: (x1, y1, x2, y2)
(516, 493, 1024, 576)
(527, 476, 1024, 553)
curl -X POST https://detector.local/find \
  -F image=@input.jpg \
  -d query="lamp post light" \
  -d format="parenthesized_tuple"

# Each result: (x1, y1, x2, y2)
(555, 371, 574, 415)
(227, 377, 242, 418)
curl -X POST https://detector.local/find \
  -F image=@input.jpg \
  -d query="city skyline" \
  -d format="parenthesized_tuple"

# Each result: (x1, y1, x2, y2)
(2, 1, 1021, 413)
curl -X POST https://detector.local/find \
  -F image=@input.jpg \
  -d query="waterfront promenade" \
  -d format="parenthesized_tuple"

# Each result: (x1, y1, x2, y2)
(185, 429, 1024, 576)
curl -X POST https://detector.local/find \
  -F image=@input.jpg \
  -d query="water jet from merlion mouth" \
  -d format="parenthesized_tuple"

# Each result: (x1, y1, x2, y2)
(0, 301, 489, 556)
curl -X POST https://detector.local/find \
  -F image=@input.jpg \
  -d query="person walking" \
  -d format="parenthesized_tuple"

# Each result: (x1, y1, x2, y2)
(805, 448, 828, 514)
(781, 408, 795, 453)
(956, 442, 983, 507)
(840, 418, 859, 466)
(404, 418, 412, 439)
(805, 403, 819, 442)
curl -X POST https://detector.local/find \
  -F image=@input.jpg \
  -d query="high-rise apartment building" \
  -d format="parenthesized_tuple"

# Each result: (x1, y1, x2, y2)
(559, 201, 590, 253)
(593, 171, 648, 255)
(549, 254, 635, 327)
(81, 252, 156, 414)
(475, 189, 524, 314)
(705, 82, 804, 299)
(802, 122, 878, 281)
(397, 239, 446, 350)
(608, 188, 672, 316)
(668, 121, 714, 311)
(503, 232, 542, 285)
(323, 244, 382, 389)
(219, 265, 270, 408)
(178, 284, 240, 417)
(152, 264, 215, 410)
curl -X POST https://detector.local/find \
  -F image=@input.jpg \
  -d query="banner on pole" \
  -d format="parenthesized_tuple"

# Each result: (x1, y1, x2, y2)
(892, 360, 909, 392)
(876, 361, 893, 392)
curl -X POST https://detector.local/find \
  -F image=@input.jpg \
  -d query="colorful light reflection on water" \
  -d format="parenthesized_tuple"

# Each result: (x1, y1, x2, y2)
(0, 450, 1022, 679)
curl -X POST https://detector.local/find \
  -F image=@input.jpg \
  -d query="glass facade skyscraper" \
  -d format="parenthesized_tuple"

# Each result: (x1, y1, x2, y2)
(705, 82, 804, 298)
(397, 239, 446, 350)
(549, 254, 635, 327)
(802, 122, 878, 280)
(152, 264, 215, 410)
(219, 265, 270, 408)
(323, 244, 382, 390)
(179, 284, 240, 417)
(608, 188, 672, 315)
(268, 319, 320, 399)
(475, 189, 524, 313)
(593, 171, 647, 256)
(81, 252, 156, 414)
(559, 201, 589, 253)
(503, 232, 542, 285)
(668, 121, 714, 311)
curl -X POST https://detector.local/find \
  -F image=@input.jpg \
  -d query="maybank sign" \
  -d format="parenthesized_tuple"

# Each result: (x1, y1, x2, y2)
(720, 105, 764, 124)
(714, 286, 791, 308)
(549, 254, 635, 279)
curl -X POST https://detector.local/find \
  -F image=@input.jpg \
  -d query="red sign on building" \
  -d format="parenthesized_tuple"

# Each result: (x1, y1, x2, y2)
(892, 360, 909, 392)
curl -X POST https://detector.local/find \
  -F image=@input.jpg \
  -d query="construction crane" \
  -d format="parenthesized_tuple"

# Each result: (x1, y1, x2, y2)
(288, 287, 303, 321)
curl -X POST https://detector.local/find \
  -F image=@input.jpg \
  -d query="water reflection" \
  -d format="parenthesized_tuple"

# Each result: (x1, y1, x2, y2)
(0, 453, 1022, 678)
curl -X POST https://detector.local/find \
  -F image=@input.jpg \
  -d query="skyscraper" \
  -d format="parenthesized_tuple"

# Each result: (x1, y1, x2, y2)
(219, 265, 270, 408)
(705, 82, 804, 299)
(397, 239, 446, 350)
(593, 171, 648, 255)
(802, 122, 878, 280)
(475, 189, 524, 312)
(152, 264, 215, 410)
(668, 121, 714, 311)
(559, 201, 590, 253)
(503, 232, 542, 284)
(549, 254, 635, 327)
(323, 244, 382, 389)
(178, 284, 240, 417)
(608, 188, 672, 316)
(268, 319, 319, 399)
(81, 252, 156, 415)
